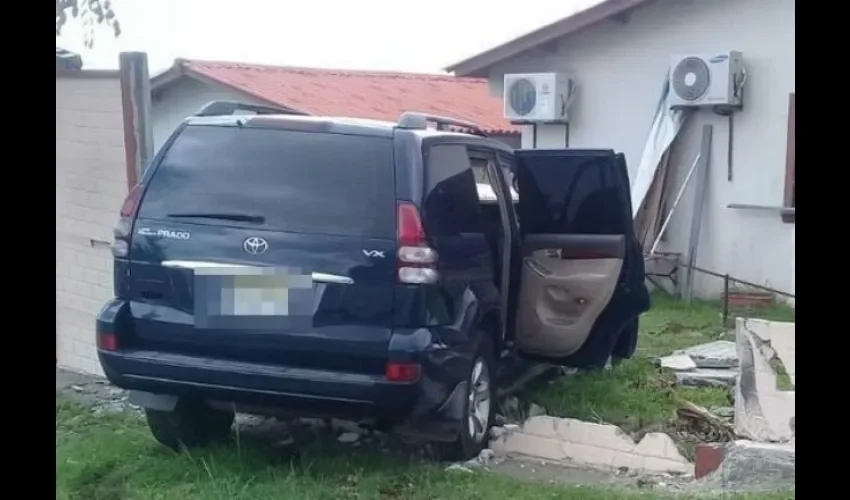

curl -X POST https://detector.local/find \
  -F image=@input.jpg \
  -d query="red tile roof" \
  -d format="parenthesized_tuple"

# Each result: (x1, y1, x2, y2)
(163, 60, 517, 135)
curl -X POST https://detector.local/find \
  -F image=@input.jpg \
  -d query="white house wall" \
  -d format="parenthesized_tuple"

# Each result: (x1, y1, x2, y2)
(486, 0, 795, 299)
(56, 75, 128, 375)
(152, 78, 264, 152)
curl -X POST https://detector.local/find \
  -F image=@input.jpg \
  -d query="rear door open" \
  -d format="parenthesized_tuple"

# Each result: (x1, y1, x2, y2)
(510, 149, 649, 369)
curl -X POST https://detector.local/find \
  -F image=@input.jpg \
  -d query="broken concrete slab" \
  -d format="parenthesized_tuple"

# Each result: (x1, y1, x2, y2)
(734, 318, 795, 443)
(678, 340, 738, 369)
(658, 353, 697, 371)
(490, 416, 693, 476)
(658, 340, 741, 389)
(755, 319, 796, 386)
(464, 448, 503, 468)
(675, 368, 737, 388)
(697, 440, 795, 492)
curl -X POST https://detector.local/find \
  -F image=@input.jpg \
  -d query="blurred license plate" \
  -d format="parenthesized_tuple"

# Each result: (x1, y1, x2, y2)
(194, 268, 314, 327)
(227, 275, 292, 316)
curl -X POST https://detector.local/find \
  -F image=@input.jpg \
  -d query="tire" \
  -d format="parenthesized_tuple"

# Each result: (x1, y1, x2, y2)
(145, 399, 234, 451)
(436, 335, 496, 461)
(611, 317, 639, 361)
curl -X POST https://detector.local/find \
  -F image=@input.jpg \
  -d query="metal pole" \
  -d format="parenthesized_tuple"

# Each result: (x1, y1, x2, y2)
(648, 152, 701, 255)
(723, 274, 730, 327)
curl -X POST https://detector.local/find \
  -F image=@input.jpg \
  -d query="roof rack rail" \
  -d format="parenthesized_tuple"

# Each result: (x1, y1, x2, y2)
(397, 112, 488, 137)
(194, 100, 308, 117)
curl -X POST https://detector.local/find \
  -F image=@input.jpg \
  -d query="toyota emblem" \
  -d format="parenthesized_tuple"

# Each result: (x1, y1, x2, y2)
(243, 236, 269, 255)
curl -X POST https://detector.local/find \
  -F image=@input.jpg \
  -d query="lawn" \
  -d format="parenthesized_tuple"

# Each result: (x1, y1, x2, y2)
(57, 398, 791, 500)
(57, 294, 795, 500)
(530, 293, 795, 449)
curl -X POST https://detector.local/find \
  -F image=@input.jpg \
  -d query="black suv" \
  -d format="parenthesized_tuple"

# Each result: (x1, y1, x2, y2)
(97, 101, 649, 459)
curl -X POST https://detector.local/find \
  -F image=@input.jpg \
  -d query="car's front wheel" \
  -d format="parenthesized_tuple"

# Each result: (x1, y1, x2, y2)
(145, 399, 234, 451)
(436, 336, 495, 461)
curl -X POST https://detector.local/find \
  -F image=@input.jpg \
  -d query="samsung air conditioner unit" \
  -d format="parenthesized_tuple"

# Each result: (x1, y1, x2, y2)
(668, 51, 746, 109)
(504, 73, 575, 123)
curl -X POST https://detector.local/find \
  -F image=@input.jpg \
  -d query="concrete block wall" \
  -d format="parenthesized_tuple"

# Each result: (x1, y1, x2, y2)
(491, 416, 693, 475)
(56, 75, 128, 375)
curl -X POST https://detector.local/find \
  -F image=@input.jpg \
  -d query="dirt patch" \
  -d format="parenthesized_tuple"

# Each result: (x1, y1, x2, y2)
(56, 369, 137, 416)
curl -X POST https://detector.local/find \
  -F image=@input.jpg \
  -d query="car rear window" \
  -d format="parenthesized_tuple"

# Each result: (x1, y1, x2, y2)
(138, 125, 395, 238)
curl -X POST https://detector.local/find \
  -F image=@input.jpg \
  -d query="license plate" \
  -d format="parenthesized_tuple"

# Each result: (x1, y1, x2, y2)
(193, 267, 314, 328)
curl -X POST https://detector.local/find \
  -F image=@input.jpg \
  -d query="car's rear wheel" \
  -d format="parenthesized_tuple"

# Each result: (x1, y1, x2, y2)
(436, 336, 495, 461)
(145, 399, 234, 451)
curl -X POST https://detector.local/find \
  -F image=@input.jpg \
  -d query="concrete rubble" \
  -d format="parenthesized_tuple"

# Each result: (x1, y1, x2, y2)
(683, 340, 739, 369)
(657, 340, 740, 388)
(691, 318, 796, 492)
(489, 416, 694, 476)
(696, 440, 795, 492)
(486, 317, 795, 492)
(734, 318, 795, 443)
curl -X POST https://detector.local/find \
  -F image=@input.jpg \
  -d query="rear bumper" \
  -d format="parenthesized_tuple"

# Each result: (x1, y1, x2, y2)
(96, 299, 473, 441)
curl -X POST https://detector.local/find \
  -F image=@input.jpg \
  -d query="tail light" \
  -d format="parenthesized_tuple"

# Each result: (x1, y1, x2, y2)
(97, 331, 119, 351)
(385, 361, 421, 382)
(396, 202, 439, 284)
(112, 184, 142, 258)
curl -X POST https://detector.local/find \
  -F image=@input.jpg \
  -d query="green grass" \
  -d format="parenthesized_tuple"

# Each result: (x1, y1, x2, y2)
(530, 294, 795, 443)
(56, 399, 792, 500)
(57, 294, 795, 499)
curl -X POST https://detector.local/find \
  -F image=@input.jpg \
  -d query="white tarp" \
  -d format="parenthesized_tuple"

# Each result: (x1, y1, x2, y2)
(631, 78, 688, 216)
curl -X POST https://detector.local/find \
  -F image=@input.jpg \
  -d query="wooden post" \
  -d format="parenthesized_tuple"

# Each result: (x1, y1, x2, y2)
(119, 52, 153, 190)
(682, 125, 713, 302)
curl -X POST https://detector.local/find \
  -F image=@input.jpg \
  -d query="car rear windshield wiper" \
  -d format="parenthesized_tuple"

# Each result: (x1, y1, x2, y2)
(167, 212, 266, 223)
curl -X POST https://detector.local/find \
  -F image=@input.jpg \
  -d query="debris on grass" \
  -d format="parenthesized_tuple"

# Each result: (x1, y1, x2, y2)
(444, 463, 475, 473)
(657, 340, 740, 388)
(680, 341, 738, 369)
(658, 353, 697, 371)
(674, 369, 738, 388)
(710, 406, 735, 420)
(694, 440, 795, 492)
(674, 401, 737, 443)
(463, 448, 503, 468)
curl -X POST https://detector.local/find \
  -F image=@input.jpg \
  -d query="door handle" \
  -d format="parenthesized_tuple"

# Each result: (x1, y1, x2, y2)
(524, 258, 549, 277)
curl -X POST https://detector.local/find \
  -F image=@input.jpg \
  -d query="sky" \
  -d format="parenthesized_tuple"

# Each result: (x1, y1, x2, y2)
(56, 0, 603, 75)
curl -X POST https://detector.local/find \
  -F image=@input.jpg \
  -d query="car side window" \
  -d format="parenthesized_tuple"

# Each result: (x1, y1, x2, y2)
(423, 144, 486, 236)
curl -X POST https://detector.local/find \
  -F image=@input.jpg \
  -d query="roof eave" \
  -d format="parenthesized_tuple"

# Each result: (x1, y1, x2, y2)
(445, 0, 654, 77)
(150, 59, 307, 114)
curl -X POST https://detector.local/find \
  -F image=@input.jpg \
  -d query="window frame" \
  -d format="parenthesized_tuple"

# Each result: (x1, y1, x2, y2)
(782, 93, 795, 224)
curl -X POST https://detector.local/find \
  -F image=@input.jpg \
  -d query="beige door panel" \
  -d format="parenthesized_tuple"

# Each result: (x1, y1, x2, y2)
(515, 251, 622, 357)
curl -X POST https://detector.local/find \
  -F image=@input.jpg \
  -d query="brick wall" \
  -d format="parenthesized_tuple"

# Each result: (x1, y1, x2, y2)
(56, 74, 127, 375)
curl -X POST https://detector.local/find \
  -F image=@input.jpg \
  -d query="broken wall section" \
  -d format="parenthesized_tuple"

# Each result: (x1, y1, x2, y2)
(489, 416, 694, 476)
(734, 318, 795, 443)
